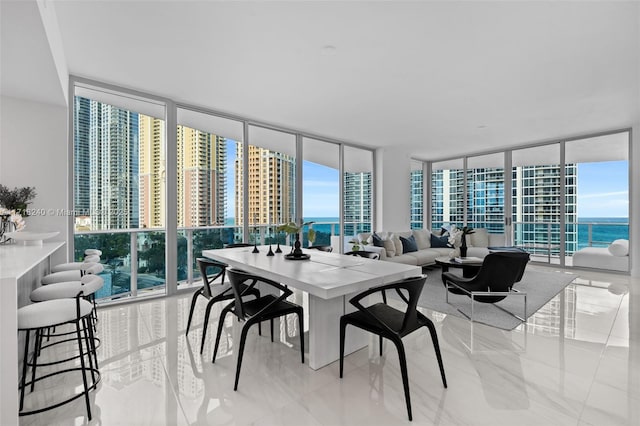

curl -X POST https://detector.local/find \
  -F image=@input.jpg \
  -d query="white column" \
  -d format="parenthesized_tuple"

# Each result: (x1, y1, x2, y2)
(375, 147, 411, 231)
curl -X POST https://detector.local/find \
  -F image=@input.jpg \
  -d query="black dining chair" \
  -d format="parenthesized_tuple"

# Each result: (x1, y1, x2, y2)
(443, 251, 530, 322)
(339, 275, 447, 421)
(212, 269, 305, 391)
(344, 250, 380, 260)
(186, 258, 261, 354)
(308, 245, 333, 252)
(224, 243, 253, 248)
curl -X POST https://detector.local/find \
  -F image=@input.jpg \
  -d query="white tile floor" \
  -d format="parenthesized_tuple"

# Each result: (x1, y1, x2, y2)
(18, 264, 640, 425)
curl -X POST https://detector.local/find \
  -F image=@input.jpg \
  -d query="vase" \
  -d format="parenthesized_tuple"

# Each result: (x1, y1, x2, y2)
(291, 233, 304, 257)
(0, 214, 14, 244)
(460, 234, 468, 257)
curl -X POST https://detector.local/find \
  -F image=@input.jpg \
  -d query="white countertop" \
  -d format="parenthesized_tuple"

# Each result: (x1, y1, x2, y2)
(0, 241, 65, 280)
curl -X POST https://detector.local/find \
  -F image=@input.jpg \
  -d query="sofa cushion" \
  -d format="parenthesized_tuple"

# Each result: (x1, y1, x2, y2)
(430, 234, 450, 248)
(393, 234, 404, 256)
(371, 232, 385, 247)
(399, 235, 418, 253)
(412, 229, 431, 250)
(608, 239, 629, 257)
(386, 254, 419, 266)
(469, 228, 489, 247)
(383, 238, 396, 257)
(406, 249, 440, 265)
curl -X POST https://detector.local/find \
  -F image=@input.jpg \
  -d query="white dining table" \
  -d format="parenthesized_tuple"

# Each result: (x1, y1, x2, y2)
(202, 246, 422, 370)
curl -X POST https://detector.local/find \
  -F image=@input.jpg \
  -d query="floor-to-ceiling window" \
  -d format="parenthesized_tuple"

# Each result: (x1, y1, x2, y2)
(69, 78, 382, 300)
(466, 152, 505, 234)
(431, 158, 464, 229)
(410, 160, 424, 230)
(175, 108, 242, 285)
(73, 84, 167, 299)
(343, 146, 373, 236)
(302, 137, 340, 246)
(565, 131, 629, 261)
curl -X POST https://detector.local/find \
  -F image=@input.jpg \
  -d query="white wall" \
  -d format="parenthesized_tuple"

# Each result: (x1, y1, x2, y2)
(375, 147, 411, 231)
(0, 95, 68, 263)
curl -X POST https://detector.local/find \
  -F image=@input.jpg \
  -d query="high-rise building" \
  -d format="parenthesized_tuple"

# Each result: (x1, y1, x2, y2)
(234, 144, 295, 226)
(139, 115, 166, 228)
(343, 171, 372, 235)
(84, 98, 140, 230)
(73, 97, 91, 216)
(176, 126, 227, 227)
(410, 169, 423, 229)
(431, 164, 578, 254)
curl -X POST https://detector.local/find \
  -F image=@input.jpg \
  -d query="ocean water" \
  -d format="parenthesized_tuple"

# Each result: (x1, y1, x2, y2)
(577, 217, 629, 249)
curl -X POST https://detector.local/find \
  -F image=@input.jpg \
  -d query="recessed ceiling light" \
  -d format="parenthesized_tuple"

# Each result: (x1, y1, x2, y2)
(477, 125, 488, 129)
(321, 45, 337, 56)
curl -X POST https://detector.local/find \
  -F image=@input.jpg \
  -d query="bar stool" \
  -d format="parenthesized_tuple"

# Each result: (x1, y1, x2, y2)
(31, 275, 104, 325)
(42, 263, 103, 285)
(18, 295, 100, 420)
(51, 254, 101, 273)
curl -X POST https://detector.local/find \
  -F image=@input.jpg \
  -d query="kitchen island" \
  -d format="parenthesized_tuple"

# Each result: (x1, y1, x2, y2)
(0, 241, 65, 426)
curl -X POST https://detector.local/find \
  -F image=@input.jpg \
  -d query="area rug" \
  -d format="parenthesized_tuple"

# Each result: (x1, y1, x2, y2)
(397, 268, 577, 330)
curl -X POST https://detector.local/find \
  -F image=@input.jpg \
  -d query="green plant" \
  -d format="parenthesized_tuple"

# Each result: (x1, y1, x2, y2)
(276, 221, 315, 243)
(349, 238, 368, 252)
(0, 184, 36, 215)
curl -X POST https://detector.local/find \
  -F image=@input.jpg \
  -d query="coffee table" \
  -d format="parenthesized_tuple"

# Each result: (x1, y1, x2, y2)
(435, 256, 484, 278)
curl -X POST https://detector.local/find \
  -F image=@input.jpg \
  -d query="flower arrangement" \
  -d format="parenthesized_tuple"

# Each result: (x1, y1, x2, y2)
(447, 225, 474, 248)
(0, 206, 26, 231)
(0, 184, 37, 216)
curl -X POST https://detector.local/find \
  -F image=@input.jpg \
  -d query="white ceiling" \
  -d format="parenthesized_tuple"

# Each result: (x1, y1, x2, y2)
(3, 1, 639, 161)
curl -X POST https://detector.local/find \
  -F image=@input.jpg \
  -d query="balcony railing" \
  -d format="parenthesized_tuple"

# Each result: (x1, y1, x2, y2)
(75, 220, 365, 302)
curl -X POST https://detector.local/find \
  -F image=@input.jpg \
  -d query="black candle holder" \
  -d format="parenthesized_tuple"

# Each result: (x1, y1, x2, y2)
(275, 243, 282, 253)
(267, 245, 274, 256)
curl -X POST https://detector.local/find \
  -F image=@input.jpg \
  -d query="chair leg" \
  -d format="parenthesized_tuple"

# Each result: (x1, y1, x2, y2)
(424, 320, 447, 388)
(270, 318, 274, 342)
(19, 330, 30, 411)
(382, 289, 387, 304)
(200, 297, 215, 354)
(212, 307, 231, 363)
(392, 337, 412, 421)
(233, 323, 251, 391)
(185, 290, 202, 336)
(75, 319, 92, 421)
(379, 335, 383, 356)
(83, 317, 96, 384)
(297, 309, 304, 364)
(30, 330, 41, 392)
(339, 319, 346, 378)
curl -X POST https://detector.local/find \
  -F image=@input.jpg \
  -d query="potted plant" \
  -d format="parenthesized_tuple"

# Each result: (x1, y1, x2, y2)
(276, 221, 315, 258)
(349, 237, 369, 252)
(0, 185, 36, 216)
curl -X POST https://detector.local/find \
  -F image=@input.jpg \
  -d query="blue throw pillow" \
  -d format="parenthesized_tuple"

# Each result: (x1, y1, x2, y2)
(400, 235, 418, 253)
(430, 234, 451, 248)
(371, 232, 384, 247)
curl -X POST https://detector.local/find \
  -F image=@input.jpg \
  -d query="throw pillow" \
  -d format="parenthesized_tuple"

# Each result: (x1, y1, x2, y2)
(608, 239, 629, 257)
(399, 235, 418, 253)
(383, 238, 396, 257)
(393, 234, 403, 256)
(430, 234, 450, 248)
(469, 228, 489, 247)
(412, 229, 431, 250)
(372, 232, 384, 247)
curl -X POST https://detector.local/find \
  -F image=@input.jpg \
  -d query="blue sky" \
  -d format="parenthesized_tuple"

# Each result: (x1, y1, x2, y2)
(577, 161, 628, 218)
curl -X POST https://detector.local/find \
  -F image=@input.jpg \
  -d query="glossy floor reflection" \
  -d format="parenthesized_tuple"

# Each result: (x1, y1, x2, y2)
(19, 265, 640, 425)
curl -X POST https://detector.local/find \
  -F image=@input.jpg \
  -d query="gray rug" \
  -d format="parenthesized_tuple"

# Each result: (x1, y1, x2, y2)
(397, 268, 577, 330)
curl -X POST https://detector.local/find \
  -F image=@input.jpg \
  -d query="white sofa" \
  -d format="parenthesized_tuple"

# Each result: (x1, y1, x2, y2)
(344, 228, 505, 267)
(572, 239, 629, 272)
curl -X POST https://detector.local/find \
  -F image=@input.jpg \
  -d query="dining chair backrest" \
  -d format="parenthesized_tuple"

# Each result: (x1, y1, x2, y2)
(226, 269, 292, 320)
(308, 245, 333, 252)
(196, 258, 228, 299)
(344, 250, 380, 260)
(350, 275, 426, 334)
